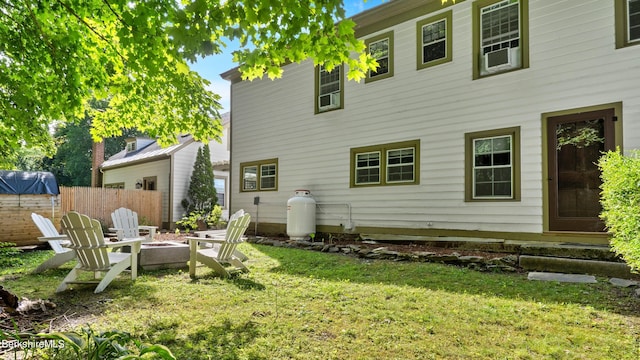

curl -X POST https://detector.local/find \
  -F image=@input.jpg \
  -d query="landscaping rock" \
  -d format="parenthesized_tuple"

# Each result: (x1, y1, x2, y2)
(245, 237, 522, 273)
(609, 278, 639, 287)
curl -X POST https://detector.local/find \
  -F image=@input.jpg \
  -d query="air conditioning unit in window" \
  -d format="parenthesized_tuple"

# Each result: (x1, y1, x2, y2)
(484, 47, 513, 72)
(318, 92, 340, 111)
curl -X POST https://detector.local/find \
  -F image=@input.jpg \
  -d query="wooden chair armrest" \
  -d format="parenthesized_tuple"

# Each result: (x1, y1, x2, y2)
(106, 237, 145, 248)
(185, 236, 226, 244)
(38, 235, 69, 242)
(138, 225, 158, 230)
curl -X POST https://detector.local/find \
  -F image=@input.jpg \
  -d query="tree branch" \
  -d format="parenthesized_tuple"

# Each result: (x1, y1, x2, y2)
(102, 0, 131, 29)
(23, 0, 57, 57)
(55, 0, 126, 62)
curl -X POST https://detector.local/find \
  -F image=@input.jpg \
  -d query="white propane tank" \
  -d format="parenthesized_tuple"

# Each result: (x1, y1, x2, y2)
(286, 189, 316, 240)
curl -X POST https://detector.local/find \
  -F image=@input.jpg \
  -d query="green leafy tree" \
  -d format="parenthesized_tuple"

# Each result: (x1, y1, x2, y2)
(1, 0, 377, 161)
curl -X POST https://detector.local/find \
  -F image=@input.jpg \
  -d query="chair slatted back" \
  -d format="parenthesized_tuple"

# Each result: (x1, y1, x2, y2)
(111, 207, 140, 238)
(62, 212, 111, 271)
(217, 213, 251, 260)
(31, 213, 67, 254)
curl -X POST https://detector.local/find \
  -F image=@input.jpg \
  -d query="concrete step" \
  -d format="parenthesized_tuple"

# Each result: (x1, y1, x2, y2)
(519, 255, 638, 279)
(360, 234, 620, 260)
(361, 233, 638, 279)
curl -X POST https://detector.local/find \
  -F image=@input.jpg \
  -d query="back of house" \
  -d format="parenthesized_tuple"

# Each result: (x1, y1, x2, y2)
(223, 0, 640, 245)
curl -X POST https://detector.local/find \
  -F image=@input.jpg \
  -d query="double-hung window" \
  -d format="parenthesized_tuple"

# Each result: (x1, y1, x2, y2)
(365, 31, 394, 82)
(315, 64, 343, 113)
(473, 0, 529, 78)
(616, 0, 640, 47)
(351, 140, 420, 187)
(416, 11, 452, 70)
(240, 159, 278, 192)
(465, 127, 520, 201)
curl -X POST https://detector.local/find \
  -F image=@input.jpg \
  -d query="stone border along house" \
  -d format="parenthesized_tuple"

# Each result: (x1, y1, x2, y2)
(100, 113, 231, 229)
(221, 0, 640, 245)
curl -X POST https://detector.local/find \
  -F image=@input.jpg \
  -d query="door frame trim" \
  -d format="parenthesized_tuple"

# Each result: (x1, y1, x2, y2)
(541, 102, 623, 233)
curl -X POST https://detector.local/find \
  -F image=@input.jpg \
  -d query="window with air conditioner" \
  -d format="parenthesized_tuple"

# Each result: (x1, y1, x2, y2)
(316, 64, 343, 113)
(475, 0, 527, 77)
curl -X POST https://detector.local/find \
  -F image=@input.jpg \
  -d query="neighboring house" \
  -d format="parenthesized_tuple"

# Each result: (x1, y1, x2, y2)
(221, 0, 640, 245)
(101, 113, 231, 228)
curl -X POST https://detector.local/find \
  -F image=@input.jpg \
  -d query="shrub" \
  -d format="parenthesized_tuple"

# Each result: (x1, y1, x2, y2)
(0, 242, 23, 268)
(176, 205, 224, 231)
(599, 149, 640, 271)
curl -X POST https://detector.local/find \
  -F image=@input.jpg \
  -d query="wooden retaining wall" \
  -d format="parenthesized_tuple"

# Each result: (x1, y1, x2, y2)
(1, 187, 162, 247)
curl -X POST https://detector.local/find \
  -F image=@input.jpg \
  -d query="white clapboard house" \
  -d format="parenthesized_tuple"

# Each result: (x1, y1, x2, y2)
(101, 113, 231, 228)
(221, 0, 640, 245)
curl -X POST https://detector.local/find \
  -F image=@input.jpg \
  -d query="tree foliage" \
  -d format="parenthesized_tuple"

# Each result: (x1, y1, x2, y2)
(599, 150, 640, 272)
(182, 144, 217, 214)
(1, 0, 376, 161)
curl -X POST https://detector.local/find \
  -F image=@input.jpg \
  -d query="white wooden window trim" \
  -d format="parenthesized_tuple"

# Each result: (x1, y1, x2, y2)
(386, 147, 415, 183)
(629, 0, 640, 42)
(421, 18, 447, 64)
(472, 135, 513, 199)
(355, 151, 381, 185)
(369, 38, 390, 77)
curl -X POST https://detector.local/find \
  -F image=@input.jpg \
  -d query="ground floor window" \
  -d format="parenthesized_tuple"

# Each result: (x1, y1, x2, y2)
(240, 159, 278, 192)
(350, 140, 420, 187)
(465, 127, 520, 201)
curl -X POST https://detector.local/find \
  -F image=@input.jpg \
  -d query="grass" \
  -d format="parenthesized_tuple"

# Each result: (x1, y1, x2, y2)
(2, 243, 640, 359)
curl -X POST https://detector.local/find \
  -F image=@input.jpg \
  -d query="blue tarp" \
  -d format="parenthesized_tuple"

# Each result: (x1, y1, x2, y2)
(0, 171, 60, 195)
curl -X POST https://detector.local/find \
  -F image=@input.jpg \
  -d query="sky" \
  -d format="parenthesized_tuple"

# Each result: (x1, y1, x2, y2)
(189, 0, 386, 114)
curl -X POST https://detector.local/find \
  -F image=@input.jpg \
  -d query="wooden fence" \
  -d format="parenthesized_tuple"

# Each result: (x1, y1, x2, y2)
(0, 194, 60, 247)
(60, 186, 162, 228)
(2, 187, 162, 247)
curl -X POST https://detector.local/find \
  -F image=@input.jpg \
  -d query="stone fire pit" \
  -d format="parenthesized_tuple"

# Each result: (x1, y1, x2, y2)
(134, 241, 190, 270)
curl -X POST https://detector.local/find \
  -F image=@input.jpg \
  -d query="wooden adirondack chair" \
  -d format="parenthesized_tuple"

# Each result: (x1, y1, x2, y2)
(31, 213, 76, 274)
(57, 211, 143, 293)
(193, 209, 248, 261)
(187, 211, 251, 278)
(110, 207, 156, 243)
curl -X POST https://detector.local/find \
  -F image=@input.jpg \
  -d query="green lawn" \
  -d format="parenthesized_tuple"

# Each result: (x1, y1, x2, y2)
(2, 243, 640, 359)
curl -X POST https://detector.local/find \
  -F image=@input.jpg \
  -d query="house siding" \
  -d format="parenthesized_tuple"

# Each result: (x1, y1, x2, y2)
(228, 0, 640, 240)
(171, 140, 230, 224)
(102, 159, 171, 223)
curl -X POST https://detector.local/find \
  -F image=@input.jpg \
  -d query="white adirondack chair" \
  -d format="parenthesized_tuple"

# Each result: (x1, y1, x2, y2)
(57, 211, 143, 293)
(31, 213, 76, 273)
(193, 209, 248, 261)
(110, 207, 156, 243)
(187, 211, 251, 278)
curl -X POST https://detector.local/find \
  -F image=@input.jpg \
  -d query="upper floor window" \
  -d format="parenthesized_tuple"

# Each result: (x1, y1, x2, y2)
(126, 142, 136, 152)
(350, 140, 420, 187)
(416, 11, 452, 70)
(473, 0, 529, 78)
(365, 31, 394, 82)
(616, 0, 640, 48)
(465, 127, 520, 201)
(240, 159, 278, 192)
(315, 64, 343, 113)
